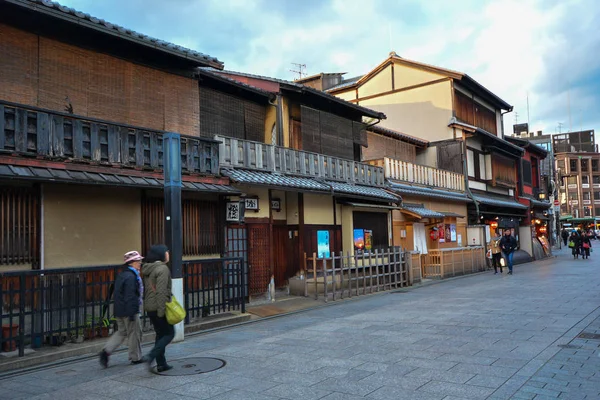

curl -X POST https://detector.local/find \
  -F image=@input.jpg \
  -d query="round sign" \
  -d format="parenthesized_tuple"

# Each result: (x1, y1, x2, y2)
(554, 200, 559, 206)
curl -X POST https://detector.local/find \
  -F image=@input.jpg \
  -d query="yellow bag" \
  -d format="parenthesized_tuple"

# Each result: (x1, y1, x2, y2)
(165, 296, 186, 325)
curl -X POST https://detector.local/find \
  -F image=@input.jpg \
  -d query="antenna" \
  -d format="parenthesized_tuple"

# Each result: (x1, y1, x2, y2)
(567, 87, 572, 132)
(290, 63, 307, 80)
(527, 92, 530, 127)
(558, 122, 564, 134)
(514, 111, 519, 124)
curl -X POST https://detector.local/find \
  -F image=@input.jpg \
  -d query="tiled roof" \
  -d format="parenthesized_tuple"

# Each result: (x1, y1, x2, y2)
(368, 125, 429, 147)
(203, 69, 385, 119)
(325, 181, 399, 202)
(472, 194, 528, 209)
(389, 182, 470, 202)
(222, 169, 327, 192)
(222, 169, 399, 202)
(10, 0, 223, 69)
(0, 164, 239, 193)
(523, 197, 552, 209)
(327, 75, 363, 92)
(401, 204, 446, 218)
(197, 69, 274, 99)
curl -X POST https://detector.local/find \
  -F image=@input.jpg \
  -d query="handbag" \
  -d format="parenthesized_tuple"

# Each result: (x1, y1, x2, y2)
(486, 249, 492, 259)
(568, 240, 575, 248)
(165, 295, 186, 325)
(583, 242, 590, 249)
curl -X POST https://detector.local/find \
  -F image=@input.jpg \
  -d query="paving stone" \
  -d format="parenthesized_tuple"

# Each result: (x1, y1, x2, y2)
(366, 385, 445, 400)
(465, 374, 508, 389)
(418, 381, 496, 399)
(262, 383, 332, 400)
(167, 382, 232, 399)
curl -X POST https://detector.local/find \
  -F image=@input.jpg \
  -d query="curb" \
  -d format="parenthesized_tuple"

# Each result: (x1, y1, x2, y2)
(0, 313, 251, 375)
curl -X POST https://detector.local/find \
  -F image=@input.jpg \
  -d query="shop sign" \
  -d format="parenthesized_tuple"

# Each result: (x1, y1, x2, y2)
(245, 197, 259, 211)
(271, 198, 281, 211)
(226, 201, 241, 222)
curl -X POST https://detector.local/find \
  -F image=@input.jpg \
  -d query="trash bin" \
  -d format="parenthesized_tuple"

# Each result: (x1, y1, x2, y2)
(2, 324, 18, 352)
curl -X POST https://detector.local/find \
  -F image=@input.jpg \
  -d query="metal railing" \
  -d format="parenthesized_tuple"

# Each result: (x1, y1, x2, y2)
(0, 257, 247, 357)
(182, 257, 246, 322)
(216, 135, 386, 187)
(369, 158, 465, 191)
(0, 99, 220, 175)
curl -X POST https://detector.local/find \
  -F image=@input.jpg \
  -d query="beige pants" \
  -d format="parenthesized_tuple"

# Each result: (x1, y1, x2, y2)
(104, 314, 142, 362)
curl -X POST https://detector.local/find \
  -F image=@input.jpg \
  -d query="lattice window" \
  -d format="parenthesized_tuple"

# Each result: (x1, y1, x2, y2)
(247, 223, 271, 296)
(141, 197, 223, 256)
(0, 186, 40, 267)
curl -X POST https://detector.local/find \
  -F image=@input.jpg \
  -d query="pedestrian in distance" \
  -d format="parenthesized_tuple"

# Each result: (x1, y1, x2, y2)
(581, 234, 592, 259)
(561, 229, 569, 246)
(99, 250, 145, 368)
(499, 229, 517, 275)
(140, 244, 174, 373)
(568, 231, 580, 259)
(488, 231, 503, 274)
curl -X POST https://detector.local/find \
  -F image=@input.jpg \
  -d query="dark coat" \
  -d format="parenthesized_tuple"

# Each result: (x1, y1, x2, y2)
(113, 268, 141, 318)
(500, 235, 517, 254)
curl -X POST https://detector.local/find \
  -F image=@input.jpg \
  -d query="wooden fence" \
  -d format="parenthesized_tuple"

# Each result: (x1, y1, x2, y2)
(304, 248, 410, 302)
(421, 247, 486, 279)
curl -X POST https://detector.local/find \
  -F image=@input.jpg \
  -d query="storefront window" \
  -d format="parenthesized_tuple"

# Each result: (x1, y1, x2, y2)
(353, 212, 388, 252)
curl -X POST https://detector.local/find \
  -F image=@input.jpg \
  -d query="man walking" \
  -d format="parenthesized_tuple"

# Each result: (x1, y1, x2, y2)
(500, 229, 517, 275)
(561, 228, 569, 246)
(99, 251, 145, 368)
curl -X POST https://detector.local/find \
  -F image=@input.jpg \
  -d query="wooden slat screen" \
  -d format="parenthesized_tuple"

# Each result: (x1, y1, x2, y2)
(0, 186, 39, 266)
(454, 90, 497, 135)
(141, 197, 223, 256)
(363, 132, 416, 163)
(300, 106, 321, 154)
(199, 87, 265, 142)
(437, 141, 463, 174)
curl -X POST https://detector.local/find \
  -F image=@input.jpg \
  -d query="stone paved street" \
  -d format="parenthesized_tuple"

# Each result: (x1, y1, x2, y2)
(1, 247, 599, 400)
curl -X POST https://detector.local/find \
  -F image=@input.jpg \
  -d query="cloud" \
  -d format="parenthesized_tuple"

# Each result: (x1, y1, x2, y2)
(57, 0, 600, 137)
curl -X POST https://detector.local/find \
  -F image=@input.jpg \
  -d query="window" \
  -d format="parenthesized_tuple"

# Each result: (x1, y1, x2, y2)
(568, 192, 578, 200)
(467, 149, 475, 178)
(353, 212, 389, 250)
(596, 207, 600, 216)
(557, 160, 565, 171)
(582, 159, 589, 172)
(583, 192, 591, 201)
(584, 206, 592, 217)
(522, 160, 532, 185)
(570, 159, 578, 172)
(142, 197, 223, 256)
(582, 176, 590, 185)
(567, 176, 577, 185)
(479, 154, 486, 180)
(594, 192, 600, 200)
(593, 160, 599, 172)
(594, 176, 600, 184)
(1, 186, 40, 267)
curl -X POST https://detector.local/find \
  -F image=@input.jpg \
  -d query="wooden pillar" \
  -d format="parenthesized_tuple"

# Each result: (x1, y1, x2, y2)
(298, 193, 305, 265)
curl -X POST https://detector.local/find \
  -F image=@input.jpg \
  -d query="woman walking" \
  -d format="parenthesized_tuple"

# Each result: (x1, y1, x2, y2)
(99, 251, 145, 368)
(581, 233, 592, 259)
(569, 231, 581, 259)
(141, 245, 174, 372)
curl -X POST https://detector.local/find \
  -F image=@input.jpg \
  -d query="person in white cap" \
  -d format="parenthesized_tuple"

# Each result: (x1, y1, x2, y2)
(99, 250, 144, 368)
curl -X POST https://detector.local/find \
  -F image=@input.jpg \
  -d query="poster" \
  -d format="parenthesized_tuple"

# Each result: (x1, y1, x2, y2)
(445, 225, 451, 242)
(450, 224, 457, 242)
(353, 229, 365, 252)
(457, 234, 462, 247)
(364, 230, 373, 251)
(317, 230, 330, 258)
(438, 223, 445, 243)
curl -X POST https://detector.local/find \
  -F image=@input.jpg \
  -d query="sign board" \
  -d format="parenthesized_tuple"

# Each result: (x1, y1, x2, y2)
(226, 202, 240, 222)
(317, 230, 330, 258)
(245, 198, 259, 211)
(554, 200, 559, 206)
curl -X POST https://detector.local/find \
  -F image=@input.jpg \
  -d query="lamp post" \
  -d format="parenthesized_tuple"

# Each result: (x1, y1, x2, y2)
(163, 132, 184, 342)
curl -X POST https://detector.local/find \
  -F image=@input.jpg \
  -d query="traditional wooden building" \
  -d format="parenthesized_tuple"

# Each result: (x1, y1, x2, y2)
(505, 136, 551, 259)
(324, 52, 526, 249)
(0, 0, 240, 270)
(199, 69, 400, 294)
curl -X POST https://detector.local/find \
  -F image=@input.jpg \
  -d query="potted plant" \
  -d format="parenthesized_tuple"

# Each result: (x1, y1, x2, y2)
(83, 317, 95, 340)
(97, 317, 115, 337)
(69, 323, 84, 344)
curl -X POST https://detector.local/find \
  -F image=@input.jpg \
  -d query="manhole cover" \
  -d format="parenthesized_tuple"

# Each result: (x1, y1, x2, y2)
(558, 344, 581, 349)
(577, 332, 600, 340)
(153, 357, 226, 376)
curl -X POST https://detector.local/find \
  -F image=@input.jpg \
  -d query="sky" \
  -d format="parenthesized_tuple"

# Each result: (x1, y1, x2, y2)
(59, 0, 600, 140)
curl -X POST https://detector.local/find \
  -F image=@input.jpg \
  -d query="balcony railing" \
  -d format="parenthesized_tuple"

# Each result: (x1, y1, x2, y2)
(368, 157, 464, 191)
(216, 135, 385, 187)
(0, 100, 219, 175)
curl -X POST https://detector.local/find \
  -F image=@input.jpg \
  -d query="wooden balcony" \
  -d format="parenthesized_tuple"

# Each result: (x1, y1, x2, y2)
(216, 136, 385, 187)
(0, 100, 219, 175)
(369, 157, 464, 192)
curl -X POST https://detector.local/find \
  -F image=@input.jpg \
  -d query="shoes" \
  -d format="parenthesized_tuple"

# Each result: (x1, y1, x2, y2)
(494, 272, 498, 275)
(140, 356, 153, 372)
(131, 359, 144, 365)
(507, 271, 513, 275)
(99, 350, 109, 368)
(157, 364, 173, 373)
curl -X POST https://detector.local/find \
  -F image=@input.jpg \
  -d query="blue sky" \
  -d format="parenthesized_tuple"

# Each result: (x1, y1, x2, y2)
(59, 0, 600, 140)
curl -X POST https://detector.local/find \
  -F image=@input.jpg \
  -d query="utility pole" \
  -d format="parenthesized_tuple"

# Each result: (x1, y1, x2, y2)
(290, 63, 306, 80)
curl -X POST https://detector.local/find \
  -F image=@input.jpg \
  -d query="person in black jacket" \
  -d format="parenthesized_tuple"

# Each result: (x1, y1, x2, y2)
(99, 251, 144, 368)
(499, 229, 517, 275)
(561, 229, 569, 246)
(569, 231, 581, 259)
(581, 234, 592, 259)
